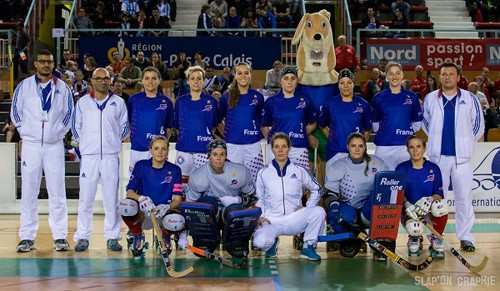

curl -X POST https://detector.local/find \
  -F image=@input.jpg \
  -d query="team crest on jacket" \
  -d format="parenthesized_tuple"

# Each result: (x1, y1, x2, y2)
(202, 103, 213, 112)
(353, 106, 364, 113)
(403, 96, 413, 105)
(424, 173, 435, 183)
(291, 173, 298, 179)
(110, 101, 117, 106)
(372, 168, 378, 173)
(177, 156, 185, 165)
(250, 96, 259, 106)
(161, 174, 173, 184)
(156, 103, 168, 110)
(296, 98, 306, 109)
(231, 179, 238, 185)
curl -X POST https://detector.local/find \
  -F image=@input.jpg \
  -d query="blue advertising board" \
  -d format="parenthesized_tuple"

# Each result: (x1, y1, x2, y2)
(78, 36, 282, 70)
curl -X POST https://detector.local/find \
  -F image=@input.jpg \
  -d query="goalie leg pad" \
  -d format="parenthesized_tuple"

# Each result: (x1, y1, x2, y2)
(180, 201, 220, 252)
(223, 206, 262, 258)
(161, 211, 186, 233)
(119, 198, 139, 217)
(327, 201, 358, 233)
(431, 199, 449, 217)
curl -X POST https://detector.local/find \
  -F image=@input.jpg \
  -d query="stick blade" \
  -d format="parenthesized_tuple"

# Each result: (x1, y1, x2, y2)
(167, 266, 194, 278)
(469, 256, 489, 274)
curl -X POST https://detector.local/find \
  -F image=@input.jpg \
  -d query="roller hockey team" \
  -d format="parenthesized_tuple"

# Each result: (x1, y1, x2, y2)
(11, 49, 486, 274)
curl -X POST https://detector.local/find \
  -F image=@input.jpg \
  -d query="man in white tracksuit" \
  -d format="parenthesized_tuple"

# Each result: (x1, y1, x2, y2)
(11, 49, 74, 252)
(252, 132, 325, 261)
(71, 68, 129, 252)
(422, 62, 484, 252)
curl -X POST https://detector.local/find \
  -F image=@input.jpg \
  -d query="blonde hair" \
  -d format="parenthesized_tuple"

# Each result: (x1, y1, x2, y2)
(185, 65, 206, 79)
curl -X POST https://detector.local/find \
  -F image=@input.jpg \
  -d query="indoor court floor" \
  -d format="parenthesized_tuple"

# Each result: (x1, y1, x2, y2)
(0, 215, 499, 291)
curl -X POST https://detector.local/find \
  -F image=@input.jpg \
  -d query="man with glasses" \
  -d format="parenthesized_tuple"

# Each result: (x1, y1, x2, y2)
(71, 68, 129, 252)
(11, 49, 74, 252)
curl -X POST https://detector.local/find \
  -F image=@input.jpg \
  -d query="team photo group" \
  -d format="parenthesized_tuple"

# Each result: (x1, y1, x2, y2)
(10, 40, 485, 274)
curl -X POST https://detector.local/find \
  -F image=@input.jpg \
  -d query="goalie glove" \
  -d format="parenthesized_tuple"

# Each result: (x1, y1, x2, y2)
(155, 204, 170, 219)
(138, 195, 155, 214)
(404, 201, 419, 221)
(414, 196, 433, 216)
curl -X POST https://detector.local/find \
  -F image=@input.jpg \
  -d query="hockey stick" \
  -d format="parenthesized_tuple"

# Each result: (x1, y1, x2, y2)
(187, 244, 247, 269)
(422, 221, 488, 274)
(358, 232, 433, 272)
(313, 146, 318, 178)
(151, 214, 194, 278)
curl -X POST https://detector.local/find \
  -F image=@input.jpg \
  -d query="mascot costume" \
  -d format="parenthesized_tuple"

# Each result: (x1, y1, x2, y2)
(292, 9, 339, 184)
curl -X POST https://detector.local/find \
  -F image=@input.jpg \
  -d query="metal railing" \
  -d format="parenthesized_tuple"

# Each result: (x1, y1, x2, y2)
(0, 30, 13, 95)
(342, 0, 353, 45)
(355, 28, 500, 58)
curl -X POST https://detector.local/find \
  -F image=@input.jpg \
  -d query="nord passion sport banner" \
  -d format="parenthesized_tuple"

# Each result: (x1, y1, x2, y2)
(78, 36, 282, 70)
(366, 38, 500, 70)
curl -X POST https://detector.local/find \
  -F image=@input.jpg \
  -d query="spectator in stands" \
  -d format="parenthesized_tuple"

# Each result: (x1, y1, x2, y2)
(212, 14, 226, 36)
(135, 9, 147, 37)
(150, 52, 167, 80)
(475, 66, 494, 102)
(216, 66, 233, 92)
(146, 7, 170, 36)
(410, 65, 427, 100)
(363, 67, 383, 103)
(426, 72, 438, 93)
(91, 2, 107, 31)
(197, 4, 213, 36)
(484, 95, 500, 141)
(170, 0, 177, 22)
(468, 81, 489, 109)
(335, 35, 360, 73)
(457, 65, 468, 90)
(74, 8, 94, 34)
(390, 8, 408, 37)
(361, 7, 380, 28)
(112, 79, 130, 103)
(265, 60, 283, 89)
(73, 70, 89, 100)
(83, 55, 97, 81)
(391, 0, 411, 20)
(256, 0, 277, 29)
(172, 52, 190, 80)
(241, 9, 258, 32)
(63, 60, 77, 83)
(61, 50, 74, 71)
(210, 0, 229, 18)
(226, 6, 242, 35)
(13, 23, 30, 81)
(134, 51, 151, 71)
(274, 0, 293, 27)
(377, 58, 388, 80)
(122, 0, 140, 18)
(118, 56, 142, 89)
(192, 52, 209, 69)
(157, 0, 171, 20)
(109, 51, 124, 75)
(119, 13, 134, 37)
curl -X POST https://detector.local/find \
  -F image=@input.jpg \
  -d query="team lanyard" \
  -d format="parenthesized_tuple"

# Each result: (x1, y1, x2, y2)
(92, 91, 113, 111)
(36, 75, 57, 121)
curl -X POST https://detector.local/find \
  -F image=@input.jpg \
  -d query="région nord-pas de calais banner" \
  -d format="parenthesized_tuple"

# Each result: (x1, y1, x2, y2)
(78, 36, 282, 70)
(366, 38, 500, 70)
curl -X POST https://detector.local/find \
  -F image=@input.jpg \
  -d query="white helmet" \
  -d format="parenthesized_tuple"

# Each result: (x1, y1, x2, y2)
(431, 199, 448, 217)
(405, 219, 424, 237)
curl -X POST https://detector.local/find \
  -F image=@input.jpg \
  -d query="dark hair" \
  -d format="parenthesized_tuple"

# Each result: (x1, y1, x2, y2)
(438, 62, 459, 73)
(271, 132, 291, 148)
(347, 132, 371, 176)
(406, 135, 426, 148)
(35, 49, 53, 59)
(228, 62, 252, 109)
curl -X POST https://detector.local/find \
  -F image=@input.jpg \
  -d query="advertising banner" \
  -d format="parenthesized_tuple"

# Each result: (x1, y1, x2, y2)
(366, 39, 500, 70)
(78, 36, 282, 70)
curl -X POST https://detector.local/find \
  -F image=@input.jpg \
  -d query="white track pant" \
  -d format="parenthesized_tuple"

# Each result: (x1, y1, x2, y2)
(266, 145, 310, 171)
(435, 155, 475, 242)
(129, 149, 151, 174)
(19, 141, 68, 241)
(74, 154, 121, 241)
(375, 145, 409, 170)
(227, 141, 264, 181)
(253, 206, 326, 251)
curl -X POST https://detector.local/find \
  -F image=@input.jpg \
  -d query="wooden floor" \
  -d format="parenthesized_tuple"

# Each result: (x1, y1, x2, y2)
(0, 215, 499, 290)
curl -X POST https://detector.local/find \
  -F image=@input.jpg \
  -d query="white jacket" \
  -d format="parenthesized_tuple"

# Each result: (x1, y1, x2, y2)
(422, 88, 484, 164)
(71, 93, 129, 156)
(10, 75, 73, 144)
(255, 159, 320, 219)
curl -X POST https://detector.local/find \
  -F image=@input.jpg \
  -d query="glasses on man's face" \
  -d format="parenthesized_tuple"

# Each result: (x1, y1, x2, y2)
(37, 59, 54, 64)
(93, 77, 111, 82)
